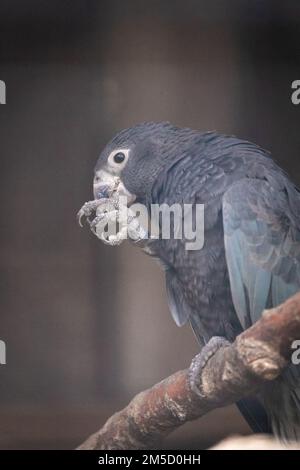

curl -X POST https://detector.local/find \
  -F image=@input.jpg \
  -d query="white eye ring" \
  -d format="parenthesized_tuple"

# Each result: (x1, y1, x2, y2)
(107, 149, 129, 169)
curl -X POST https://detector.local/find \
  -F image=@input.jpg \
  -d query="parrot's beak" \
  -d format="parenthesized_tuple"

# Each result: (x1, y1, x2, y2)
(93, 169, 119, 200)
(93, 183, 112, 200)
(93, 169, 136, 205)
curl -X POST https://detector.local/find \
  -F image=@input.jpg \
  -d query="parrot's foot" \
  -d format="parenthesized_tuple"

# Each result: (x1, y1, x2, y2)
(95, 205, 147, 245)
(189, 336, 230, 397)
(78, 194, 148, 246)
(77, 199, 108, 227)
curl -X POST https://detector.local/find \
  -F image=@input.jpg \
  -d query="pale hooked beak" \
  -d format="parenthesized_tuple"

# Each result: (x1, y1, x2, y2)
(93, 169, 136, 204)
(93, 170, 120, 200)
(93, 183, 112, 200)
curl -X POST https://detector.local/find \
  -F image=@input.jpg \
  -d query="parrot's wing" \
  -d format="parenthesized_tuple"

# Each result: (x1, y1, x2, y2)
(144, 244, 202, 334)
(165, 268, 192, 326)
(223, 177, 300, 439)
(222, 177, 300, 329)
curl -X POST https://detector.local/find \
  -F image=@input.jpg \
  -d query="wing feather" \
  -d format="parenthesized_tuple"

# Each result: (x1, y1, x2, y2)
(223, 178, 300, 327)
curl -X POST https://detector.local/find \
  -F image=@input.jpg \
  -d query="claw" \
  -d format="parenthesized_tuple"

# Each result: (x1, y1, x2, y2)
(90, 210, 118, 235)
(77, 199, 108, 227)
(77, 209, 85, 228)
(90, 213, 106, 234)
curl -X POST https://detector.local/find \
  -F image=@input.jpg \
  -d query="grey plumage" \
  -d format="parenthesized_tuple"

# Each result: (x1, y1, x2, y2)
(94, 122, 300, 439)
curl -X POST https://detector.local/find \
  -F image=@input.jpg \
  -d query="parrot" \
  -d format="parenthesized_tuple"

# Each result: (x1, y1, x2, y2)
(78, 121, 300, 440)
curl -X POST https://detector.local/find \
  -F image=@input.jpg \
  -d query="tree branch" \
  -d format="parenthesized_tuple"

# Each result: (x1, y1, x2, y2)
(78, 292, 300, 450)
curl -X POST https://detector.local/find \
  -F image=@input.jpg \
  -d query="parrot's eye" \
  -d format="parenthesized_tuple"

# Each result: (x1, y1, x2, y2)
(113, 152, 125, 164)
(107, 149, 129, 170)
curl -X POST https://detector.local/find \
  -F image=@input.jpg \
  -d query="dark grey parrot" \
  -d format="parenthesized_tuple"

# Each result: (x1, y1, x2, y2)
(79, 121, 300, 439)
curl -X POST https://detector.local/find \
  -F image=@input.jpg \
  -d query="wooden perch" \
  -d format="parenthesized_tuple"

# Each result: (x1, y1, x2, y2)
(78, 292, 300, 450)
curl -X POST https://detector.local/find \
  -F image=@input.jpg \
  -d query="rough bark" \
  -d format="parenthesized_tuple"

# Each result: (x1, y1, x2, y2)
(78, 292, 300, 450)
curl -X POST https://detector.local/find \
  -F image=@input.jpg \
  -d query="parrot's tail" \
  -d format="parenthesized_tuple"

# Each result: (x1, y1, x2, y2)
(263, 365, 300, 441)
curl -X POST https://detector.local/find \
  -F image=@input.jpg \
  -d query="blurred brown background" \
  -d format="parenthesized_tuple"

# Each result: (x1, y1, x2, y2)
(0, 0, 299, 449)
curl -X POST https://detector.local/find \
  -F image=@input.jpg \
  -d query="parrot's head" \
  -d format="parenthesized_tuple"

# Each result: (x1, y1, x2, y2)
(93, 121, 197, 204)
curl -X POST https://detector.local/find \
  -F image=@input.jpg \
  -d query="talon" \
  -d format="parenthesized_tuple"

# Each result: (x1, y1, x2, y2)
(77, 209, 86, 227)
(77, 199, 107, 227)
(77, 213, 82, 227)
(189, 336, 230, 397)
(90, 214, 106, 234)
(90, 210, 119, 237)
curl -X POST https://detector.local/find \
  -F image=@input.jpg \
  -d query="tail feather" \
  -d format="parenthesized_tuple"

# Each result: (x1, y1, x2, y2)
(263, 365, 300, 441)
